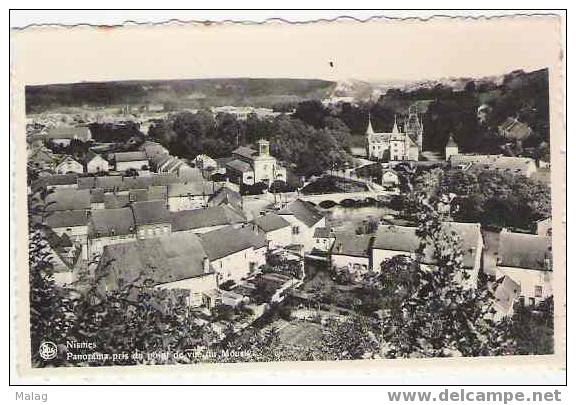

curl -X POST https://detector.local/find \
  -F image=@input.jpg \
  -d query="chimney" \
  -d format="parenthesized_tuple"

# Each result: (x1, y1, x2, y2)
(203, 257, 210, 274)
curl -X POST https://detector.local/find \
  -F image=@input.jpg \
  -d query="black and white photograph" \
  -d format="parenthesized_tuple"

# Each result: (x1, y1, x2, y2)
(10, 11, 565, 384)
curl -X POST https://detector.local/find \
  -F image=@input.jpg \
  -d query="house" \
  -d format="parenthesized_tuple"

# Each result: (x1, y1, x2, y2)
(278, 199, 326, 252)
(40, 209, 90, 259)
(44, 126, 92, 147)
(381, 169, 400, 188)
(98, 232, 217, 307)
(45, 188, 91, 212)
(449, 154, 538, 178)
(194, 154, 218, 171)
(366, 114, 420, 161)
(496, 230, 553, 305)
(226, 140, 287, 186)
(112, 151, 149, 172)
(43, 228, 84, 286)
(312, 227, 336, 253)
(33, 174, 79, 191)
(131, 200, 172, 239)
(498, 117, 532, 142)
(331, 233, 373, 279)
(85, 150, 109, 173)
(372, 222, 483, 289)
(200, 225, 268, 284)
(88, 207, 136, 258)
(170, 205, 246, 235)
(166, 182, 219, 211)
(251, 213, 292, 249)
(54, 156, 84, 174)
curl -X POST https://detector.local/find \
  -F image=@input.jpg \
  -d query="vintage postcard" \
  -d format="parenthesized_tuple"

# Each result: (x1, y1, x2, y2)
(10, 13, 566, 384)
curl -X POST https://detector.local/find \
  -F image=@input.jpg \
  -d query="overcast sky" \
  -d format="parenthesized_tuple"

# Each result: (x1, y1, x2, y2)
(11, 14, 562, 85)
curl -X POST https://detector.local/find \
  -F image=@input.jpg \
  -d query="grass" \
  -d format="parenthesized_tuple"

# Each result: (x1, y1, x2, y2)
(276, 320, 325, 347)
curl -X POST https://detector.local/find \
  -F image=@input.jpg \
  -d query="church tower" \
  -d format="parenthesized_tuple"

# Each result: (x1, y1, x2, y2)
(445, 134, 459, 161)
(366, 113, 375, 136)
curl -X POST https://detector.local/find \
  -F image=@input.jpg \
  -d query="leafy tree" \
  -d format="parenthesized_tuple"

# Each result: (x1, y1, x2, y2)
(379, 194, 510, 358)
(28, 191, 76, 367)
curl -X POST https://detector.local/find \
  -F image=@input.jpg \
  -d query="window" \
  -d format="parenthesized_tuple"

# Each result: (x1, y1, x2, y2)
(292, 226, 300, 235)
(534, 285, 543, 298)
(529, 297, 536, 306)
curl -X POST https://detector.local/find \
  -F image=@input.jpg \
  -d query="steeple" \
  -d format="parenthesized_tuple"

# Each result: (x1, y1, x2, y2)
(366, 113, 375, 136)
(392, 115, 399, 134)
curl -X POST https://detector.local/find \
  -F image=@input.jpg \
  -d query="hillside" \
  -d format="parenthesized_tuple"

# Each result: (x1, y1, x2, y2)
(25, 78, 336, 114)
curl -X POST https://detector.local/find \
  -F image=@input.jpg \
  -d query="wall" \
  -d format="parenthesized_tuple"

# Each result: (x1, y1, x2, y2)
(136, 223, 171, 239)
(212, 247, 257, 284)
(56, 160, 84, 174)
(265, 226, 292, 249)
(496, 266, 553, 303)
(168, 195, 207, 211)
(156, 273, 218, 307)
(280, 215, 326, 252)
(87, 157, 110, 173)
(89, 233, 137, 259)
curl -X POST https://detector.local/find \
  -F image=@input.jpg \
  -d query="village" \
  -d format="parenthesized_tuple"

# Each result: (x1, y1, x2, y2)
(26, 98, 553, 354)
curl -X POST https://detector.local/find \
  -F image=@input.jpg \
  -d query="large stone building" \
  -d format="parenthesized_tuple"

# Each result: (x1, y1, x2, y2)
(225, 140, 287, 186)
(365, 111, 421, 161)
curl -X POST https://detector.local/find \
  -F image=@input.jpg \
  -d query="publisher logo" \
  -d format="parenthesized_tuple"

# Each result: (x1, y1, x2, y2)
(39, 341, 57, 360)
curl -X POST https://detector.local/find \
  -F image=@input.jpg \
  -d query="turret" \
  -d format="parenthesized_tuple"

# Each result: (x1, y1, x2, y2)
(445, 134, 459, 161)
(257, 139, 270, 157)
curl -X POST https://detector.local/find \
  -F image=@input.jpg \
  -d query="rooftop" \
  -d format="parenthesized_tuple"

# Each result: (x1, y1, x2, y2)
(252, 213, 290, 233)
(170, 205, 246, 232)
(278, 199, 324, 228)
(99, 232, 211, 287)
(200, 225, 267, 261)
(497, 231, 552, 271)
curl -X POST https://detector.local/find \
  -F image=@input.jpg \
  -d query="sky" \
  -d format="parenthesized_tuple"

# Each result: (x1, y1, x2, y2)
(11, 15, 563, 86)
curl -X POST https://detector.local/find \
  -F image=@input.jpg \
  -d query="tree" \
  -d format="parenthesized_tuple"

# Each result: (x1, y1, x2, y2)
(379, 194, 510, 358)
(28, 191, 76, 367)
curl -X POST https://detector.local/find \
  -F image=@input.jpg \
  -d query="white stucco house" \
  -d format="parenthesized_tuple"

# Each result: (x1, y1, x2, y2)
(200, 226, 268, 285)
(278, 199, 326, 252)
(251, 213, 292, 249)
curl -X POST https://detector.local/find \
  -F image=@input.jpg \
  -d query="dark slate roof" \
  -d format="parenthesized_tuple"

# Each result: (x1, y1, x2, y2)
(85, 150, 106, 163)
(200, 226, 267, 261)
(90, 188, 105, 204)
(232, 146, 258, 161)
(130, 200, 171, 225)
(332, 233, 373, 258)
(44, 210, 89, 229)
(113, 151, 148, 162)
(278, 199, 324, 227)
(33, 174, 78, 189)
(170, 205, 246, 232)
(497, 232, 552, 271)
(99, 232, 211, 287)
(90, 207, 135, 237)
(226, 159, 253, 173)
(252, 213, 290, 233)
(45, 189, 91, 211)
(103, 194, 130, 209)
